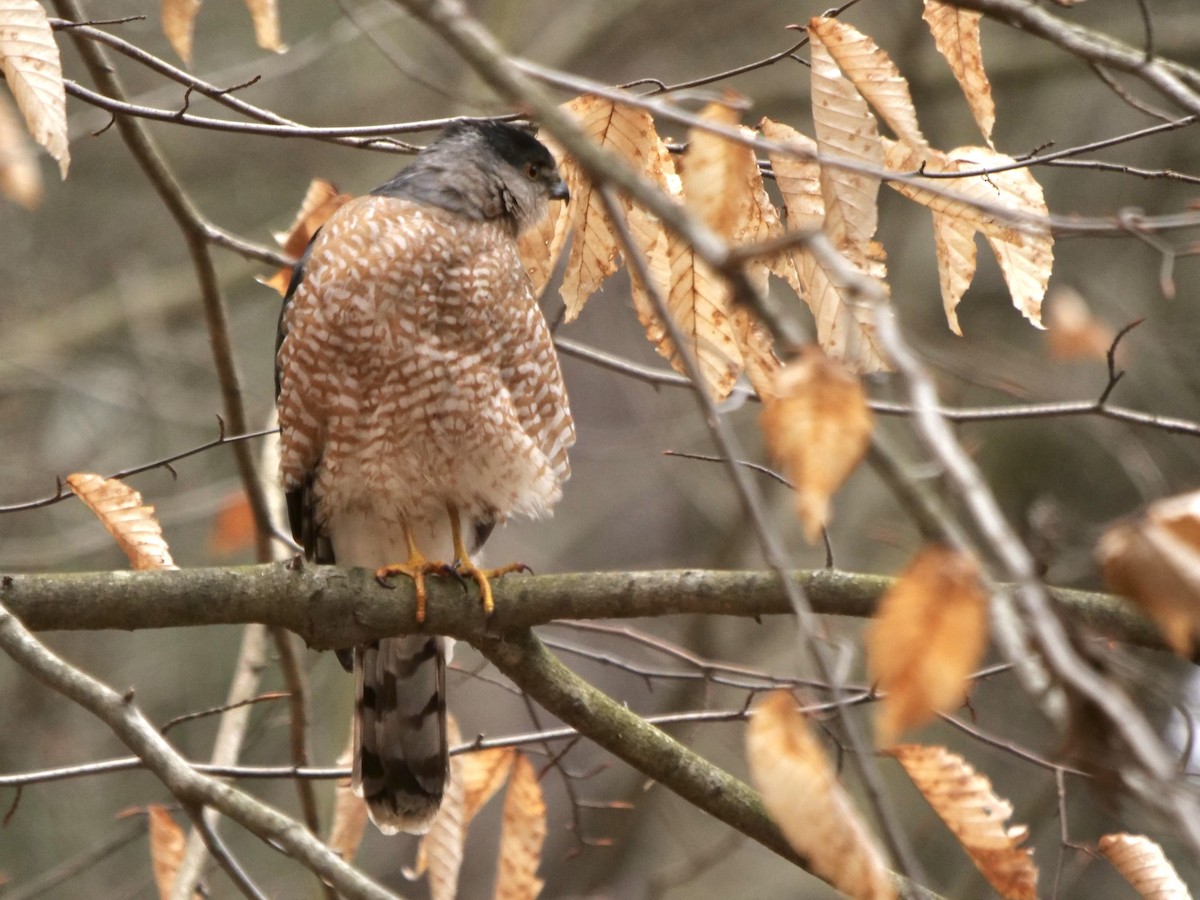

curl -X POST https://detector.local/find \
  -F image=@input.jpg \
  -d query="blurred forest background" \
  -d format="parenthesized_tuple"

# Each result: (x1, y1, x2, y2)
(3, 0, 1200, 897)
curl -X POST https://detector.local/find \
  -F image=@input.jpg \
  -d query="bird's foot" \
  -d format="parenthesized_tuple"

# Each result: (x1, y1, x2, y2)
(375, 558, 455, 623)
(452, 559, 531, 617)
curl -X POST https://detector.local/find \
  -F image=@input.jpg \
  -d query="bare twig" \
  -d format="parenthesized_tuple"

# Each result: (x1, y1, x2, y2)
(0, 599, 399, 900)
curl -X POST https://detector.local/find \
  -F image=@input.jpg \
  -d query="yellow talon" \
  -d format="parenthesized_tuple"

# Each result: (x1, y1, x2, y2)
(374, 518, 451, 623)
(447, 505, 530, 616)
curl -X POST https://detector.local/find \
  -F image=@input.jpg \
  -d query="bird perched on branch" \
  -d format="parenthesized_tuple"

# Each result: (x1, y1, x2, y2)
(275, 120, 574, 833)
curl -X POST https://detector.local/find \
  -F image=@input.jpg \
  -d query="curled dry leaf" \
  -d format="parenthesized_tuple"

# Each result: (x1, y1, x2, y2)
(922, 0, 995, 146)
(0, 0, 69, 178)
(891, 744, 1037, 900)
(761, 346, 873, 541)
(161, 0, 202, 64)
(885, 139, 1051, 332)
(1045, 286, 1115, 362)
(328, 726, 368, 863)
(67, 473, 176, 570)
(516, 190, 564, 292)
(809, 16, 927, 151)
(746, 692, 896, 900)
(867, 545, 988, 747)
(146, 805, 189, 900)
(759, 118, 889, 373)
(1099, 833, 1193, 900)
(259, 179, 351, 295)
(1099, 490, 1200, 656)
(493, 753, 546, 900)
(0, 87, 40, 208)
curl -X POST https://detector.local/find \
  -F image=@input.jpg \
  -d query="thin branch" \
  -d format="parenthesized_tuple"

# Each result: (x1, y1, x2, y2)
(0, 599, 399, 900)
(53, 0, 274, 563)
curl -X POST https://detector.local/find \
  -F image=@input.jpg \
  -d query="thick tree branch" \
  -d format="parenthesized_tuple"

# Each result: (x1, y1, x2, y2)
(0, 565, 1167, 653)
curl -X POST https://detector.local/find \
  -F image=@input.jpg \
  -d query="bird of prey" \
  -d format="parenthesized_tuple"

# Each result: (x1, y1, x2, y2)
(275, 120, 574, 833)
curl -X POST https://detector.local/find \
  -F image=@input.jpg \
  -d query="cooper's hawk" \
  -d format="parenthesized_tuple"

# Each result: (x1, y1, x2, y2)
(275, 121, 574, 833)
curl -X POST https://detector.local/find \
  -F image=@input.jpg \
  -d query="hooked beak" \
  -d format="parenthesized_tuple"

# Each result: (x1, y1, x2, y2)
(549, 178, 570, 203)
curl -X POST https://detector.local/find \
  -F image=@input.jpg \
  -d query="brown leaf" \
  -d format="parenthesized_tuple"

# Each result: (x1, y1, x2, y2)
(761, 347, 874, 541)
(760, 119, 890, 372)
(0, 0, 69, 178)
(807, 19, 884, 255)
(867, 545, 988, 746)
(809, 16, 927, 150)
(922, 0, 995, 146)
(1045, 286, 1115, 361)
(161, 0, 202, 65)
(146, 805, 188, 900)
(624, 113, 743, 400)
(328, 728, 368, 863)
(747, 692, 897, 900)
(892, 744, 1038, 900)
(259, 179, 351, 295)
(208, 490, 256, 556)
(1099, 490, 1200, 656)
(0, 87, 40, 208)
(67, 473, 176, 570)
(885, 140, 1051, 331)
(243, 0, 285, 53)
(493, 754, 546, 900)
(930, 209, 978, 336)
(461, 746, 516, 824)
(552, 96, 653, 320)
(516, 193, 564, 292)
(1099, 833, 1193, 900)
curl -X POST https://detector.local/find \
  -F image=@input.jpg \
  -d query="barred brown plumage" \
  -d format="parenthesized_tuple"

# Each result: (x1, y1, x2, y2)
(275, 121, 573, 834)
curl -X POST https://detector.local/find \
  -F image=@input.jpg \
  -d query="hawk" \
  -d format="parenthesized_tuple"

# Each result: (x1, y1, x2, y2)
(275, 121, 574, 833)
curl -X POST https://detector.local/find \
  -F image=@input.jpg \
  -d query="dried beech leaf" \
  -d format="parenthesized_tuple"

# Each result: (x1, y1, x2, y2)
(761, 347, 873, 541)
(733, 306, 781, 400)
(553, 96, 658, 320)
(809, 16, 927, 150)
(493, 754, 547, 900)
(885, 140, 1051, 330)
(808, 19, 884, 255)
(868, 545, 988, 746)
(67, 473, 176, 570)
(516, 195, 563, 292)
(922, 0, 995, 146)
(208, 489, 256, 556)
(0, 0, 69, 177)
(0, 87, 40, 208)
(328, 727, 368, 863)
(637, 123, 742, 400)
(161, 0, 202, 64)
(760, 118, 824, 229)
(1045, 286, 1115, 361)
(243, 0, 285, 53)
(747, 692, 897, 900)
(1099, 833, 1193, 900)
(930, 209, 978, 336)
(259, 178, 351, 296)
(147, 805, 191, 900)
(892, 744, 1038, 900)
(412, 716, 468, 900)
(1099, 490, 1200, 656)
(760, 119, 890, 372)
(461, 746, 517, 824)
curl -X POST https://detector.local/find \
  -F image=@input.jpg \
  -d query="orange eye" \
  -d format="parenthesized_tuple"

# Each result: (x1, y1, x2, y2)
(524, 162, 540, 180)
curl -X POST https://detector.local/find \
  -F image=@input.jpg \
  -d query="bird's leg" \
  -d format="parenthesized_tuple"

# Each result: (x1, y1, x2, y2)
(375, 517, 453, 624)
(447, 504, 530, 617)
